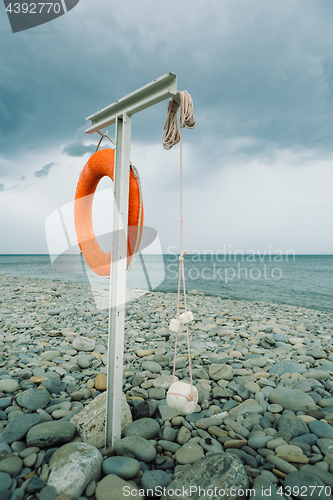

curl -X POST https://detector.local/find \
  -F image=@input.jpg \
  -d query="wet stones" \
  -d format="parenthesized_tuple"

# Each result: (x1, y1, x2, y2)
(26, 421, 75, 447)
(47, 442, 103, 497)
(269, 387, 316, 412)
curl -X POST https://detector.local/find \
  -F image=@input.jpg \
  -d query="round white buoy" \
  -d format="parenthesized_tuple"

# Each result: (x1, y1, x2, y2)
(167, 381, 198, 415)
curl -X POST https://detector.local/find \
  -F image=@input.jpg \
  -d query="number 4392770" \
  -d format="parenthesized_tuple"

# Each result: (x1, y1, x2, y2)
(6, 3, 61, 14)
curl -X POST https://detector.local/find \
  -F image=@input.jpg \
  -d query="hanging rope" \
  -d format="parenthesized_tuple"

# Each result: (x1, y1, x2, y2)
(163, 91, 197, 400)
(162, 91, 196, 150)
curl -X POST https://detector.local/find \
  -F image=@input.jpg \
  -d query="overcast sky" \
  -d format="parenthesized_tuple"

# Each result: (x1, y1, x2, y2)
(1, 0, 333, 255)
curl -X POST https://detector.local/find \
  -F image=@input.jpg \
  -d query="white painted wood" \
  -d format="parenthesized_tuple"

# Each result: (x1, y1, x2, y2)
(105, 114, 131, 445)
(85, 72, 179, 134)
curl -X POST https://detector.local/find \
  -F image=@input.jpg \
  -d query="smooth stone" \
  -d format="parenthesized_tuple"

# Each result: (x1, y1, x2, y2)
(94, 374, 107, 391)
(309, 420, 333, 439)
(123, 418, 160, 440)
(174, 442, 204, 464)
(72, 337, 95, 352)
(26, 476, 46, 494)
(11, 442, 27, 452)
(229, 399, 264, 416)
(276, 414, 309, 439)
(284, 470, 332, 500)
(141, 361, 162, 374)
(317, 439, 333, 456)
(114, 436, 156, 463)
(301, 464, 333, 489)
(164, 453, 248, 500)
(267, 438, 289, 450)
(224, 419, 249, 438)
(199, 436, 223, 453)
(245, 382, 261, 394)
(102, 456, 140, 480)
(76, 356, 90, 369)
(141, 470, 172, 494)
(48, 442, 103, 497)
(209, 364, 234, 381)
(269, 362, 307, 376)
(304, 370, 330, 381)
(266, 455, 297, 474)
(158, 440, 181, 453)
(16, 387, 50, 410)
(70, 392, 132, 449)
(38, 485, 57, 500)
(0, 414, 44, 444)
(295, 433, 319, 446)
(0, 398, 11, 409)
(0, 456, 23, 475)
(275, 449, 309, 463)
(248, 436, 274, 449)
(298, 415, 316, 424)
(23, 452, 37, 468)
(26, 421, 75, 448)
(319, 398, 333, 408)
(267, 404, 283, 413)
(0, 471, 12, 490)
(195, 417, 224, 429)
(135, 348, 155, 357)
(224, 440, 248, 449)
(153, 375, 175, 389)
(148, 388, 166, 399)
(275, 444, 303, 454)
(0, 379, 19, 393)
(269, 387, 316, 412)
(95, 474, 139, 500)
(131, 401, 157, 420)
(176, 427, 191, 445)
(160, 426, 178, 442)
(0, 444, 11, 454)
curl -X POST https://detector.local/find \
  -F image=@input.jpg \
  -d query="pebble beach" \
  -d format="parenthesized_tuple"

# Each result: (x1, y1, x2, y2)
(1, 273, 333, 500)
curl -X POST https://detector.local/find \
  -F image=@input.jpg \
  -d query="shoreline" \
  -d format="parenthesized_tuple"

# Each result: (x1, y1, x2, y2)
(1, 273, 333, 498)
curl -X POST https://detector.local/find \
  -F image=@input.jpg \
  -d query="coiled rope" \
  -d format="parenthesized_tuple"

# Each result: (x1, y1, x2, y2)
(162, 91, 197, 400)
(162, 91, 196, 150)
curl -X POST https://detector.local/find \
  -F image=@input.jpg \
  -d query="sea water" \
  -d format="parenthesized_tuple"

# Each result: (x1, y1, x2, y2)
(0, 254, 332, 313)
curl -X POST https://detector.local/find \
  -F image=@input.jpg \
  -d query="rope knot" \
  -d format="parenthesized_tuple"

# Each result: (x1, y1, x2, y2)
(179, 250, 187, 262)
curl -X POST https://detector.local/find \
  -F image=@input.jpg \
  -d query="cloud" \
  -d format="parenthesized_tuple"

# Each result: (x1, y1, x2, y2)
(0, 183, 4, 192)
(34, 162, 55, 178)
(63, 142, 97, 157)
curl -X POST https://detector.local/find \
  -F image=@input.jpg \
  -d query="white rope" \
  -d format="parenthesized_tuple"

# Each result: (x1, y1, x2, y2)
(95, 130, 115, 151)
(163, 91, 197, 398)
(162, 91, 196, 150)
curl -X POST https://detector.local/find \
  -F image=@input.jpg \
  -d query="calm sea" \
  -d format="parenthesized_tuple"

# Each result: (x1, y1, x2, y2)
(0, 254, 332, 313)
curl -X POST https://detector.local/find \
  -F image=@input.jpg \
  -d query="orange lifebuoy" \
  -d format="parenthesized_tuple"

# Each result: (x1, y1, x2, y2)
(74, 149, 144, 276)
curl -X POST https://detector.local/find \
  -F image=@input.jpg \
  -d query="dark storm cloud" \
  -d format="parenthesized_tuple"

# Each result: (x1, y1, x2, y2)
(63, 142, 96, 157)
(1, 0, 333, 170)
(34, 162, 55, 178)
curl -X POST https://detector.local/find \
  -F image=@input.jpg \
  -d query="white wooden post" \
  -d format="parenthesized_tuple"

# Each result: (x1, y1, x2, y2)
(106, 113, 131, 445)
(85, 73, 180, 446)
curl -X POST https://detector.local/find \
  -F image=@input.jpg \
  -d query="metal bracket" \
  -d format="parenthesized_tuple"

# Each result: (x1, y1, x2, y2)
(85, 72, 179, 134)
